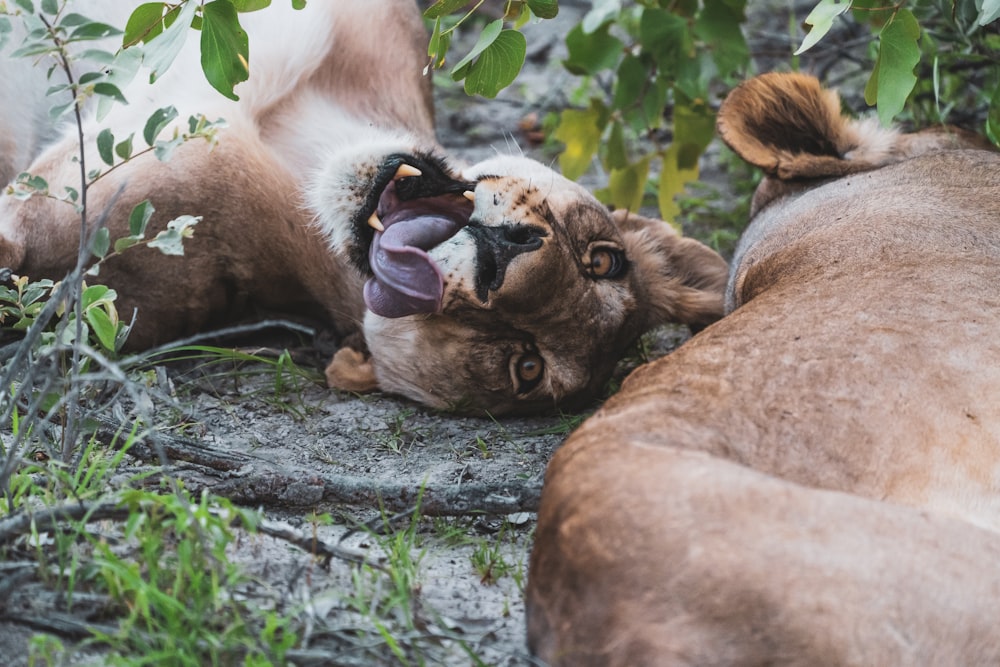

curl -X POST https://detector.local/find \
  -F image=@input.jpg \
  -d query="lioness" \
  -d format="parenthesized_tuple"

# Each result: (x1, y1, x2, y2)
(0, 0, 727, 414)
(526, 72, 1000, 664)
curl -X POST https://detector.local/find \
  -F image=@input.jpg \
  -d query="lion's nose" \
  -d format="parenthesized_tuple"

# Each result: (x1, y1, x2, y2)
(466, 223, 545, 302)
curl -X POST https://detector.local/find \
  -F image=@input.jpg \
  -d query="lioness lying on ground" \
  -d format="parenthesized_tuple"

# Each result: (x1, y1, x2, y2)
(526, 72, 1000, 664)
(0, 0, 727, 414)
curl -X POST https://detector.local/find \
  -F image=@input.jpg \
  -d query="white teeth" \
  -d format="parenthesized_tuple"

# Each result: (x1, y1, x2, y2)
(367, 212, 384, 232)
(463, 190, 475, 203)
(394, 164, 422, 180)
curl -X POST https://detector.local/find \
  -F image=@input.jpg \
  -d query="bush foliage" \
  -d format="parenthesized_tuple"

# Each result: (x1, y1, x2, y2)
(427, 0, 999, 221)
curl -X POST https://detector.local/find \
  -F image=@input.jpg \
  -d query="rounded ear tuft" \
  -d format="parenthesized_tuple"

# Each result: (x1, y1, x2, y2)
(716, 72, 887, 180)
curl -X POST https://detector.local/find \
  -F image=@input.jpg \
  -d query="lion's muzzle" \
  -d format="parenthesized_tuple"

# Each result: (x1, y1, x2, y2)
(465, 222, 546, 303)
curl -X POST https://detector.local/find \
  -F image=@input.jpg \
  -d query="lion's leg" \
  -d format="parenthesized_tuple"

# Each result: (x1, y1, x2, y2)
(1, 120, 362, 349)
(0, 217, 26, 272)
(528, 436, 1000, 666)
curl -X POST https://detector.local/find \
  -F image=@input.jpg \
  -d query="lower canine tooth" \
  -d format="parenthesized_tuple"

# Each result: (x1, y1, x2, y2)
(394, 164, 422, 179)
(463, 191, 475, 203)
(367, 212, 384, 232)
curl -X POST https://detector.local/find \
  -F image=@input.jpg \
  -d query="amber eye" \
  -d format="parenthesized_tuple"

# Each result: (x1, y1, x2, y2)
(511, 352, 544, 394)
(589, 247, 626, 278)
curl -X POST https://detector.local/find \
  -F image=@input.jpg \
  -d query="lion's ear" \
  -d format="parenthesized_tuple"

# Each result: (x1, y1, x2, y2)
(716, 72, 898, 181)
(717, 73, 995, 183)
(613, 210, 728, 332)
(326, 346, 379, 393)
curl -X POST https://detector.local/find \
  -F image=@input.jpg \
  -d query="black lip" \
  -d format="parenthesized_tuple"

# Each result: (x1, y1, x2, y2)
(348, 152, 474, 274)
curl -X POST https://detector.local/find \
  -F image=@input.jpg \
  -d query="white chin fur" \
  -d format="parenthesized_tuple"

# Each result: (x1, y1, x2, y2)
(305, 130, 423, 253)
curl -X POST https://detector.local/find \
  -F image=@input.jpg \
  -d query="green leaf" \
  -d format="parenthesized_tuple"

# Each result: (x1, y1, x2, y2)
(427, 18, 450, 68)
(638, 8, 689, 75)
(45, 83, 73, 97)
(673, 100, 717, 167)
(527, 0, 559, 19)
(640, 77, 670, 130)
(86, 306, 118, 352)
(113, 235, 143, 253)
(200, 0, 250, 101)
(554, 106, 603, 180)
(96, 48, 142, 120)
(22, 280, 54, 306)
(114, 133, 134, 161)
(149, 215, 201, 256)
(231, 0, 271, 10)
(608, 156, 651, 213)
(143, 0, 197, 83)
(129, 200, 156, 236)
(78, 48, 117, 65)
(97, 128, 115, 166)
(12, 173, 48, 199)
(124, 3, 167, 47)
(795, 0, 851, 55)
(143, 106, 179, 145)
(291, 0, 306, 8)
(985, 80, 1000, 146)
(564, 22, 623, 76)
(59, 13, 94, 27)
(40, 0, 56, 14)
(462, 29, 526, 98)
(68, 22, 122, 42)
(91, 228, 110, 258)
(581, 0, 621, 33)
(14, 0, 33, 12)
(604, 120, 628, 170)
(658, 144, 699, 230)
(77, 72, 104, 85)
(94, 82, 128, 105)
(450, 19, 503, 76)
(154, 135, 184, 162)
(48, 100, 75, 121)
(423, 0, 467, 19)
(695, 0, 749, 75)
(612, 54, 647, 116)
(11, 42, 59, 59)
(868, 8, 921, 126)
(82, 284, 114, 309)
(978, 0, 1000, 25)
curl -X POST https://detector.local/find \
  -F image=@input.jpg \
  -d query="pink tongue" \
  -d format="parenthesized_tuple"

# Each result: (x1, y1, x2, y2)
(365, 215, 455, 318)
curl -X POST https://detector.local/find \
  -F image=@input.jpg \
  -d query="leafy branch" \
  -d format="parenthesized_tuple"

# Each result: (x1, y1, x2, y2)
(424, 0, 559, 97)
(427, 1, 998, 227)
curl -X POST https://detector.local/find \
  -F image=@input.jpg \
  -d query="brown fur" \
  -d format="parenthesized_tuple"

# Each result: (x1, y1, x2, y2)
(2, 124, 364, 347)
(0, 0, 727, 413)
(527, 73, 1000, 663)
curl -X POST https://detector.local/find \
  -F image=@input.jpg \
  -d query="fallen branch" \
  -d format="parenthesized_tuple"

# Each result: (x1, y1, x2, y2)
(0, 500, 378, 568)
(94, 419, 543, 516)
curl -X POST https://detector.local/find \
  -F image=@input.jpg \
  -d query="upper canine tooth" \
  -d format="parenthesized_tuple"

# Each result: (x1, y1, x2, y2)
(367, 212, 384, 232)
(463, 190, 475, 203)
(394, 164, 422, 180)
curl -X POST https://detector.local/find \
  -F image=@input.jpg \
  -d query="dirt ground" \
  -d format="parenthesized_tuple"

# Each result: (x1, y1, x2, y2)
(1, 1, 867, 664)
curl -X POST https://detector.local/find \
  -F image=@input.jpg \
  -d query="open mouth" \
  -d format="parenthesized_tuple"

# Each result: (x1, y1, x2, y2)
(356, 155, 475, 318)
